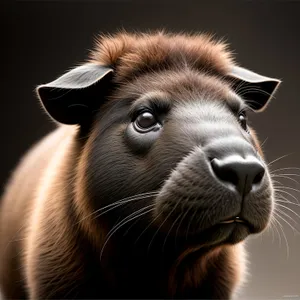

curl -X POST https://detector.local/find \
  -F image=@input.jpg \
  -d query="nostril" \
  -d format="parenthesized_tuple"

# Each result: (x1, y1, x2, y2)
(208, 156, 214, 163)
(224, 168, 239, 187)
(210, 158, 221, 176)
(211, 159, 239, 186)
(253, 169, 265, 184)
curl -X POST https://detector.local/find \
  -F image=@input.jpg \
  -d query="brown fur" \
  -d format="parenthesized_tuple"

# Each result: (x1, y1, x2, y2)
(89, 31, 234, 82)
(0, 31, 273, 299)
(168, 244, 245, 297)
(0, 126, 80, 298)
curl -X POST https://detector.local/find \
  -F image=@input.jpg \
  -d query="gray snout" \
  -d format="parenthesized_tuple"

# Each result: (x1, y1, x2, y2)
(210, 156, 265, 196)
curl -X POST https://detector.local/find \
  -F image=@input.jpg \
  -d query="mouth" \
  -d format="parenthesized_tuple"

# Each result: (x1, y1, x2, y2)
(218, 215, 257, 234)
(219, 216, 247, 224)
(178, 215, 253, 247)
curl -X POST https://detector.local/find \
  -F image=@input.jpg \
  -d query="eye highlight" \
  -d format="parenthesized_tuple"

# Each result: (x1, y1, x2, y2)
(238, 111, 248, 131)
(133, 110, 161, 133)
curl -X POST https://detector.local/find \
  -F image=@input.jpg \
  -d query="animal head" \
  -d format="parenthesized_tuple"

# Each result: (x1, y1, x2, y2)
(36, 31, 280, 250)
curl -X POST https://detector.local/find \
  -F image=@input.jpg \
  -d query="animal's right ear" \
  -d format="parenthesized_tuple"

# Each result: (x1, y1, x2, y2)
(36, 64, 114, 125)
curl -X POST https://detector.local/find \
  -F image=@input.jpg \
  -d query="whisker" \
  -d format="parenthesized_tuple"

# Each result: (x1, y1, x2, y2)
(274, 209, 299, 233)
(92, 193, 158, 221)
(271, 167, 300, 173)
(275, 203, 300, 221)
(272, 180, 284, 186)
(275, 193, 296, 204)
(268, 218, 277, 244)
(162, 206, 183, 253)
(272, 216, 289, 258)
(267, 153, 293, 167)
(134, 210, 163, 245)
(76, 191, 159, 224)
(270, 217, 282, 247)
(185, 206, 199, 240)
(100, 205, 155, 260)
(274, 189, 299, 204)
(260, 136, 269, 148)
(123, 218, 141, 237)
(175, 203, 194, 247)
(274, 185, 300, 194)
(274, 211, 300, 235)
(273, 174, 300, 186)
(276, 173, 300, 177)
(147, 203, 179, 253)
(107, 204, 156, 238)
(272, 175, 299, 185)
(272, 173, 300, 179)
(275, 198, 300, 207)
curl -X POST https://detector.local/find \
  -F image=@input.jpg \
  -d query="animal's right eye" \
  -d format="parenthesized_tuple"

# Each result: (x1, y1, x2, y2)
(133, 111, 161, 133)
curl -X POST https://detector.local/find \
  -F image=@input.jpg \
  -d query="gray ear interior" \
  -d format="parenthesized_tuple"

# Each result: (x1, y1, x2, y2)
(37, 64, 114, 124)
(228, 66, 281, 111)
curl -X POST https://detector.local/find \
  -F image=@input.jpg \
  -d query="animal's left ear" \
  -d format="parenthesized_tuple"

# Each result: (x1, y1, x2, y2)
(36, 63, 114, 124)
(228, 66, 281, 111)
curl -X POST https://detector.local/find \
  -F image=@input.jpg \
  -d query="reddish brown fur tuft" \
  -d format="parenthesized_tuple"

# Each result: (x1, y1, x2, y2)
(89, 31, 234, 82)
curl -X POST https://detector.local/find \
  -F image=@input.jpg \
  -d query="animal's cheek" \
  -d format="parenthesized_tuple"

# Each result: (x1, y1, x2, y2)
(124, 122, 162, 154)
(242, 173, 275, 231)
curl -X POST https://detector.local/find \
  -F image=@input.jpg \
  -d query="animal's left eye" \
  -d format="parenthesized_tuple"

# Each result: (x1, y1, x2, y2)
(238, 112, 248, 131)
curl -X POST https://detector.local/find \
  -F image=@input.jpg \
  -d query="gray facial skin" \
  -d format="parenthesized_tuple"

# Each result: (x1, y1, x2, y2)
(86, 73, 274, 251)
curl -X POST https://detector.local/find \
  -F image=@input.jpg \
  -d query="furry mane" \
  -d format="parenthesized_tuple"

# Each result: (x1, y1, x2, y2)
(89, 31, 234, 82)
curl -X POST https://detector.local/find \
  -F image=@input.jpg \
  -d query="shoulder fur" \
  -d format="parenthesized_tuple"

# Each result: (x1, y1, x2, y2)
(88, 30, 234, 82)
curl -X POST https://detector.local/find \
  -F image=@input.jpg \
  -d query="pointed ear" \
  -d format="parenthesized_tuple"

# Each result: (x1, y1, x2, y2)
(228, 66, 281, 111)
(36, 64, 114, 124)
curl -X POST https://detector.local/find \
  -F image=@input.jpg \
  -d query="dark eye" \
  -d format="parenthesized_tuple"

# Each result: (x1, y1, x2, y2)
(133, 111, 160, 133)
(238, 111, 248, 131)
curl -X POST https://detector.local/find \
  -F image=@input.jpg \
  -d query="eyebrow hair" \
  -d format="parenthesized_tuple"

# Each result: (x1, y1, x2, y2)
(129, 92, 172, 117)
(225, 95, 245, 114)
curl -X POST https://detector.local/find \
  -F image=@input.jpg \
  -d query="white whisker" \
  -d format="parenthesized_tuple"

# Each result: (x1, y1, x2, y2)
(147, 203, 179, 253)
(271, 167, 300, 173)
(76, 191, 159, 224)
(275, 203, 300, 222)
(267, 153, 293, 167)
(271, 217, 282, 247)
(100, 205, 155, 260)
(274, 210, 300, 235)
(272, 174, 299, 185)
(275, 199, 300, 207)
(260, 136, 268, 148)
(175, 203, 193, 246)
(134, 209, 163, 245)
(162, 204, 183, 253)
(274, 185, 300, 194)
(274, 189, 299, 204)
(272, 216, 289, 258)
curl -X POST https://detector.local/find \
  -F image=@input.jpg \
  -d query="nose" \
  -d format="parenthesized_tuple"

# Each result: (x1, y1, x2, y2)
(210, 156, 265, 196)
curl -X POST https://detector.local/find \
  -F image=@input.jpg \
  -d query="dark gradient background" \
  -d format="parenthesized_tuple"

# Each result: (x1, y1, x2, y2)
(2, 1, 300, 299)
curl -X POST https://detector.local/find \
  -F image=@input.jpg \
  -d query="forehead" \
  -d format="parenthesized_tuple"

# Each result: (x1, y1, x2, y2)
(90, 31, 233, 82)
(113, 68, 243, 111)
